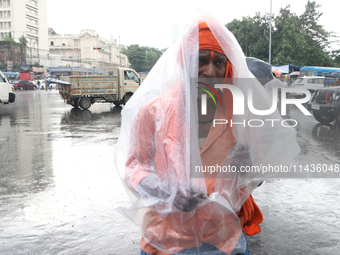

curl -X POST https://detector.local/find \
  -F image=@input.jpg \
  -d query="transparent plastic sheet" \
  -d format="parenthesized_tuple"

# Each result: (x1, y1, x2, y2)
(114, 9, 300, 254)
(263, 78, 288, 98)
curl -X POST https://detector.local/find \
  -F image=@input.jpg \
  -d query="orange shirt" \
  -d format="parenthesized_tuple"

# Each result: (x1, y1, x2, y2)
(125, 97, 263, 255)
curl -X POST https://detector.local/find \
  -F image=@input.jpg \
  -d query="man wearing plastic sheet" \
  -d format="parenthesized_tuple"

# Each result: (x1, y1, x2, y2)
(115, 10, 300, 255)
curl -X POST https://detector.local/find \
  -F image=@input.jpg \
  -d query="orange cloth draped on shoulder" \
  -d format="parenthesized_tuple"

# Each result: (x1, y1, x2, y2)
(125, 21, 263, 255)
(199, 21, 263, 236)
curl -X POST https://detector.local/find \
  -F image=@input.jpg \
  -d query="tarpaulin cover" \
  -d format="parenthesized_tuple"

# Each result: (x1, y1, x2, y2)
(114, 9, 300, 254)
(271, 64, 289, 74)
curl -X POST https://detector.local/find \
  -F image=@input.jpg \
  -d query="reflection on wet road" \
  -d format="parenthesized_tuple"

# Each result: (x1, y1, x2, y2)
(248, 104, 340, 254)
(0, 91, 339, 254)
(0, 91, 140, 254)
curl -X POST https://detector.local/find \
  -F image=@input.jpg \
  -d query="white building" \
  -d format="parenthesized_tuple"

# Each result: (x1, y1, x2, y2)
(48, 29, 129, 70)
(0, 0, 48, 64)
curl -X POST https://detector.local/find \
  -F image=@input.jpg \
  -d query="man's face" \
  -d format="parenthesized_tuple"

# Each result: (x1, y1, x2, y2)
(198, 50, 227, 79)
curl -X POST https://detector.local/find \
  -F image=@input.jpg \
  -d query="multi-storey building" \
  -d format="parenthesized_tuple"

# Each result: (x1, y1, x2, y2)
(48, 29, 129, 70)
(0, 0, 48, 65)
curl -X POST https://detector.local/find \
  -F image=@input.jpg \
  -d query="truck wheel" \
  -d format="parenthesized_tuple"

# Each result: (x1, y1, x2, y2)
(123, 93, 133, 105)
(313, 111, 335, 124)
(71, 99, 79, 108)
(79, 97, 92, 110)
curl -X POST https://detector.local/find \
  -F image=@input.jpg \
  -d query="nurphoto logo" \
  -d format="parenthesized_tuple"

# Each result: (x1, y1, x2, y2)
(196, 78, 312, 128)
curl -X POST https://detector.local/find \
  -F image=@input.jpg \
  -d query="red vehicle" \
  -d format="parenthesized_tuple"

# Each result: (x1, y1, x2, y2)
(14, 80, 37, 91)
(20, 72, 34, 81)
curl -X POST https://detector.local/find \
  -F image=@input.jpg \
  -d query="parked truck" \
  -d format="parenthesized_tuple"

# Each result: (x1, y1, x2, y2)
(0, 71, 15, 104)
(58, 65, 140, 110)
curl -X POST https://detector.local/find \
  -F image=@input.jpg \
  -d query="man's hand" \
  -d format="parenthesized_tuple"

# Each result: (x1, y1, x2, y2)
(139, 174, 170, 199)
(139, 175, 206, 211)
(229, 145, 252, 170)
(173, 189, 206, 212)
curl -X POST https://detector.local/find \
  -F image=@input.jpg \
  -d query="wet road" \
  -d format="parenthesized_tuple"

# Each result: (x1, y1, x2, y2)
(0, 91, 339, 254)
(0, 91, 140, 254)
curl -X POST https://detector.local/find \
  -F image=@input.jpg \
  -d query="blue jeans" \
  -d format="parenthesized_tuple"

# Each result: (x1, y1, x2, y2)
(140, 231, 250, 255)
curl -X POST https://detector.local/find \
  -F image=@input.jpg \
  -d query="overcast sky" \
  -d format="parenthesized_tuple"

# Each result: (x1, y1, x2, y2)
(47, 0, 340, 50)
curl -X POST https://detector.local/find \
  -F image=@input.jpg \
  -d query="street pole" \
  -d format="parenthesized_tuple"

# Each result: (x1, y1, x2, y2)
(269, 0, 272, 65)
(119, 36, 121, 67)
(109, 45, 111, 64)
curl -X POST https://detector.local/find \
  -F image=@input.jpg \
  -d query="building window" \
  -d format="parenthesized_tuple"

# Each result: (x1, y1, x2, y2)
(51, 41, 54, 46)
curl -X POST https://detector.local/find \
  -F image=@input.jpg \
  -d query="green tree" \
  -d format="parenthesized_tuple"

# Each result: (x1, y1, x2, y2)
(4, 32, 15, 61)
(272, 6, 306, 65)
(300, 1, 335, 66)
(330, 50, 340, 67)
(226, 1, 337, 67)
(226, 12, 270, 61)
(145, 47, 162, 71)
(121, 44, 147, 72)
(122, 44, 163, 72)
(19, 35, 27, 45)
(19, 35, 27, 65)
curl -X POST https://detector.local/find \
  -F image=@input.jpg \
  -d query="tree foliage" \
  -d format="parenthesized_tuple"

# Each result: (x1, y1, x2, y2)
(19, 35, 27, 46)
(3, 32, 15, 45)
(227, 13, 270, 61)
(3, 32, 15, 61)
(121, 44, 164, 72)
(226, 1, 339, 67)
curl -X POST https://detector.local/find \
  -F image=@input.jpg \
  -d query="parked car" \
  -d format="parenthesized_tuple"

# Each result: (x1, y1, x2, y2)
(14, 80, 37, 91)
(291, 76, 325, 97)
(307, 86, 340, 125)
(324, 72, 340, 87)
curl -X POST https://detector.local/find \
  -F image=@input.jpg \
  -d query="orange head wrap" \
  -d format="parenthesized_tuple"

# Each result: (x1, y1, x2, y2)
(199, 22, 234, 141)
(198, 22, 233, 79)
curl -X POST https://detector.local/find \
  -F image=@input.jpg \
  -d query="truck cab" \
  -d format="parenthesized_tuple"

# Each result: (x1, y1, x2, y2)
(119, 68, 141, 105)
(0, 71, 15, 104)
